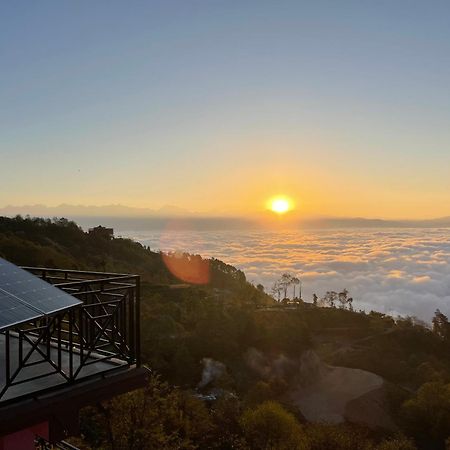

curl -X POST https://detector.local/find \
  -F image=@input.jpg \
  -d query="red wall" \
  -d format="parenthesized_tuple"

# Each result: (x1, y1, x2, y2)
(0, 422, 49, 450)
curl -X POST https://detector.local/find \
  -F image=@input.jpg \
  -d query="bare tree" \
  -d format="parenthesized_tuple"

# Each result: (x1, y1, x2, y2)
(279, 273, 293, 299)
(291, 276, 300, 299)
(271, 281, 282, 301)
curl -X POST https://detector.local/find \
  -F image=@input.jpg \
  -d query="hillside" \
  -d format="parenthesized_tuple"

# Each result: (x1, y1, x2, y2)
(0, 216, 267, 298)
(1, 216, 450, 449)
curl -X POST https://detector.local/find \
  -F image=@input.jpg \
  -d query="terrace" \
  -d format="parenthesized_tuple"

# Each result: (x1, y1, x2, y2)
(0, 261, 147, 446)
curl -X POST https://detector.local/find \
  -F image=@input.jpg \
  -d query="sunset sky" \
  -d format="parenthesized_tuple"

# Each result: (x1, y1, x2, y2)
(2, 1, 450, 219)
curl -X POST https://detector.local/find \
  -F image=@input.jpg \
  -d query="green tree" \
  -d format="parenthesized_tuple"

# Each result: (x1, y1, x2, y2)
(244, 381, 275, 407)
(338, 289, 349, 309)
(432, 309, 450, 341)
(240, 401, 307, 450)
(322, 291, 338, 308)
(374, 436, 416, 450)
(81, 375, 214, 450)
(401, 381, 450, 446)
(304, 423, 372, 450)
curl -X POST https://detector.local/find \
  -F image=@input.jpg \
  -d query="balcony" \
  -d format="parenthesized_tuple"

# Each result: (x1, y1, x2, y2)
(0, 267, 141, 405)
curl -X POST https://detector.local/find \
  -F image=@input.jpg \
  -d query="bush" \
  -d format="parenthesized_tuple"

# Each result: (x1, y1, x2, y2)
(240, 401, 307, 449)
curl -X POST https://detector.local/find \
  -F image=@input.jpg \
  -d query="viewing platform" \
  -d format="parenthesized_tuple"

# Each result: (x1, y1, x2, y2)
(0, 261, 148, 448)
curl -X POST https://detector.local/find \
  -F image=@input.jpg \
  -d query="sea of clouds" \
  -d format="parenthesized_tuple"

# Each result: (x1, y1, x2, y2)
(125, 228, 450, 322)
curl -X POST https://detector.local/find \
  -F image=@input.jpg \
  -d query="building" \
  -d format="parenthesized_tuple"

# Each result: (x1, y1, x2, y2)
(0, 258, 148, 449)
(88, 226, 114, 240)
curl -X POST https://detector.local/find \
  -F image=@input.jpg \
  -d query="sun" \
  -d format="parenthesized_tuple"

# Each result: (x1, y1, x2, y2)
(268, 196, 292, 214)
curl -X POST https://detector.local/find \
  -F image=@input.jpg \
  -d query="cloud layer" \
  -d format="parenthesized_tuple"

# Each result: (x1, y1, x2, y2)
(129, 228, 450, 321)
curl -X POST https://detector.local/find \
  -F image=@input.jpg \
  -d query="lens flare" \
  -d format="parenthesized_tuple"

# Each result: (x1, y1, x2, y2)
(159, 219, 210, 284)
(162, 251, 210, 284)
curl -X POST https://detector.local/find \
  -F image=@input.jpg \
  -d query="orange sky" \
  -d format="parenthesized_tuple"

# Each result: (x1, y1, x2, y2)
(3, 3, 450, 220)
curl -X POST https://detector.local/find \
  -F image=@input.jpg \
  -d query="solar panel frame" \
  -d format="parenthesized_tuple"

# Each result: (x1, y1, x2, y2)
(0, 258, 82, 331)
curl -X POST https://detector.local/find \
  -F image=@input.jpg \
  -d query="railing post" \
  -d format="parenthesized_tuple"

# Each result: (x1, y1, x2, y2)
(78, 306, 84, 378)
(0, 331, 10, 401)
(69, 308, 74, 381)
(135, 276, 141, 367)
(5, 330, 10, 387)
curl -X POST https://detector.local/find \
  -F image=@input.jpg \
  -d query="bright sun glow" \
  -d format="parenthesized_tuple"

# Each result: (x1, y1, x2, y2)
(269, 196, 292, 214)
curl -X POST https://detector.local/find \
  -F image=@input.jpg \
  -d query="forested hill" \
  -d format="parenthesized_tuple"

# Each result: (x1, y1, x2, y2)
(0, 216, 268, 304)
(2, 216, 450, 449)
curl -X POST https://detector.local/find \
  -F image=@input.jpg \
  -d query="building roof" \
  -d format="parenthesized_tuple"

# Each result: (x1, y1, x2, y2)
(0, 258, 81, 331)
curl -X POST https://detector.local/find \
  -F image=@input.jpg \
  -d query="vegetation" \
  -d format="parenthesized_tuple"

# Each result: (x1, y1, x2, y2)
(1, 216, 450, 449)
(240, 401, 307, 449)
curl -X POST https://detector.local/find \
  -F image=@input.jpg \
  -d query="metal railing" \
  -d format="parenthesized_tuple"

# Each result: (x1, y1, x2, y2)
(0, 268, 140, 404)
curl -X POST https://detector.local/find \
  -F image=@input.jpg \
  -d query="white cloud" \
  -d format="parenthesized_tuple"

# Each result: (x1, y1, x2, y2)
(133, 228, 450, 322)
(412, 275, 431, 283)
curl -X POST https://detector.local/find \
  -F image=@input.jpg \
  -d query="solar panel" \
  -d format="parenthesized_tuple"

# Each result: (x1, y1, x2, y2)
(0, 258, 81, 330)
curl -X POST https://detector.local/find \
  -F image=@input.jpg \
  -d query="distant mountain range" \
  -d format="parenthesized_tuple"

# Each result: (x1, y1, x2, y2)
(0, 203, 194, 218)
(2, 204, 450, 229)
(300, 216, 450, 229)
